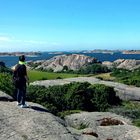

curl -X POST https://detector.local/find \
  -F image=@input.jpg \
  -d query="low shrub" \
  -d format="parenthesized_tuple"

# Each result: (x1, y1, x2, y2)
(109, 101, 140, 127)
(27, 82, 120, 115)
(0, 73, 15, 97)
(88, 84, 121, 111)
(111, 68, 140, 87)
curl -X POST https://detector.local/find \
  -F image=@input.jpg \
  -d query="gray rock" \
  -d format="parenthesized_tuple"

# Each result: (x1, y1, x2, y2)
(0, 91, 14, 101)
(65, 112, 140, 140)
(103, 59, 140, 70)
(0, 100, 140, 140)
(65, 112, 132, 129)
(0, 101, 76, 140)
(97, 125, 140, 140)
(28, 54, 97, 72)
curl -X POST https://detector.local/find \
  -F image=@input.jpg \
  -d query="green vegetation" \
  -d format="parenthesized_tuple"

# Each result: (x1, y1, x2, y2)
(111, 68, 140, 87)
(28, 70, 82, 82)
(109, 101, 140, 127)
(58, 110, 81, 119)
(133, 119, 140, 127)
(0, 73, 14, 97)
(60, 64, 110, 75)
(0, 65, 15, 97)
(95, 73, 115, 81)
(0, 65, 14, 97)
(77, 123, 89, 130)
(0, 63, 140, 128)
(0, 66, 12, 74)
(27, 82, 121, 116)
(76, 64, 110, 74)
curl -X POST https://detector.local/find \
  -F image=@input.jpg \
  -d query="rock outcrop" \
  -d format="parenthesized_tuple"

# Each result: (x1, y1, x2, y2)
(0, 101, 77, 140)
(102, 59, 140, 70)
(0, 91, 14, 101)
(28, 54, 97, 72)
(65, 112, 140, 140)
(1, 99, 140, 140)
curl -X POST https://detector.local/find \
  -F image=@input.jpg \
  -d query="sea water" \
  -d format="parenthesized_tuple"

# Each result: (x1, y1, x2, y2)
(0, 52, 140, 67)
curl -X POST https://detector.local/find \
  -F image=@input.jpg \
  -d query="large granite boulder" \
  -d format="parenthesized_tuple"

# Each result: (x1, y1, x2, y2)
(28, 54, 97, 72)
(103, 59, 140, 70)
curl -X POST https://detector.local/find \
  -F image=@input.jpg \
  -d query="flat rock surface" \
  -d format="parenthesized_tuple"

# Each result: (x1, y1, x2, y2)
(0, 101, 77, 140)
(31, 77, 140, 101)
(65, 112, 140, 140)
(0, 100, 140, 140)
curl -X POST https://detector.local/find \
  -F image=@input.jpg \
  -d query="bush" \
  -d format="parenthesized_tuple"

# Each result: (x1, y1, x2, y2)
(27, 84, 69, 114)
(109, 101, 140, 127)
(0, 66, 12, 74)
(58, 63, 110, 74)
(0, 73, 15, 97)
(77, 64, 110, 74)
(27, 82, 120, 115)
(88, 84, 121, 111)
(111, 68, 140, 87)
(64, 82, 92, 111)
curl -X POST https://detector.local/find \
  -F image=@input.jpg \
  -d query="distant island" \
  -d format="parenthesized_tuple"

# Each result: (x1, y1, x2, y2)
(48, 52, 64, 55)
(79, 49, 140, 54)
(0, 52, 42, 57)
(122, 50, 140, 54)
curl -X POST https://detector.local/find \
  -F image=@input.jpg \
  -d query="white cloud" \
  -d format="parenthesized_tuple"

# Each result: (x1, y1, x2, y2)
(22, 40, 48, 45)
(0, 35, 61, 51)
(0, 36, 48, 45)
(0, 36, 11, 41)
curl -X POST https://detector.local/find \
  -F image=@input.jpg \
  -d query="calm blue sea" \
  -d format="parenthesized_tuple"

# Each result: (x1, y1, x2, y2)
(0, 52, 140, 67)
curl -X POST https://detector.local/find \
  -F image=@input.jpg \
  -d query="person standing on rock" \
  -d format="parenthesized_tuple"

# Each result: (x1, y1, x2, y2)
(12, 55, 29, 108)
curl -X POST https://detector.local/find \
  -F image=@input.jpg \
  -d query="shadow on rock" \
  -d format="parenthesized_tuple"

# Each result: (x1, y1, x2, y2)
(30, 105, 49, 112)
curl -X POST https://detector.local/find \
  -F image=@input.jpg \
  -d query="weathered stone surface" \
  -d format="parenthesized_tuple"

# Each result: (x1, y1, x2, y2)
(103, 59, 140, 70)
(28, 54, 97, 72)
(0, 101, 76, 140)
(65, 112, 131, 129)
(0, 98, 140, 140)
(65, 112, 140, 140)
(116, 59, 140, 70)
(0, 91, 14, 101)
(31, 77, 140, 101)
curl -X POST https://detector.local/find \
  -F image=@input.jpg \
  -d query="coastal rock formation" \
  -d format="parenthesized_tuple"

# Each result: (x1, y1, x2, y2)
(122, 50, 140, 54)
(0, 93, 140, 140)
(102, 59, 140, 70)
(0, 104, 139, 140)
(28, 54, 97, 72)
(116, 59, 140, 70)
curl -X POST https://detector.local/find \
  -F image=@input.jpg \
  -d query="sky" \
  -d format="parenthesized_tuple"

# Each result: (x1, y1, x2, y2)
(0, 0, 140, 52)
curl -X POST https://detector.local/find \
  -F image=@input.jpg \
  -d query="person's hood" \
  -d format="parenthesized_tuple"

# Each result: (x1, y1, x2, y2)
(19, 61, 27, 65)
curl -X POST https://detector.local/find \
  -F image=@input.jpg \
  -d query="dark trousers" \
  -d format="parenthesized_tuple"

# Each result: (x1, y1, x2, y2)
(17, 86, 26, 105)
